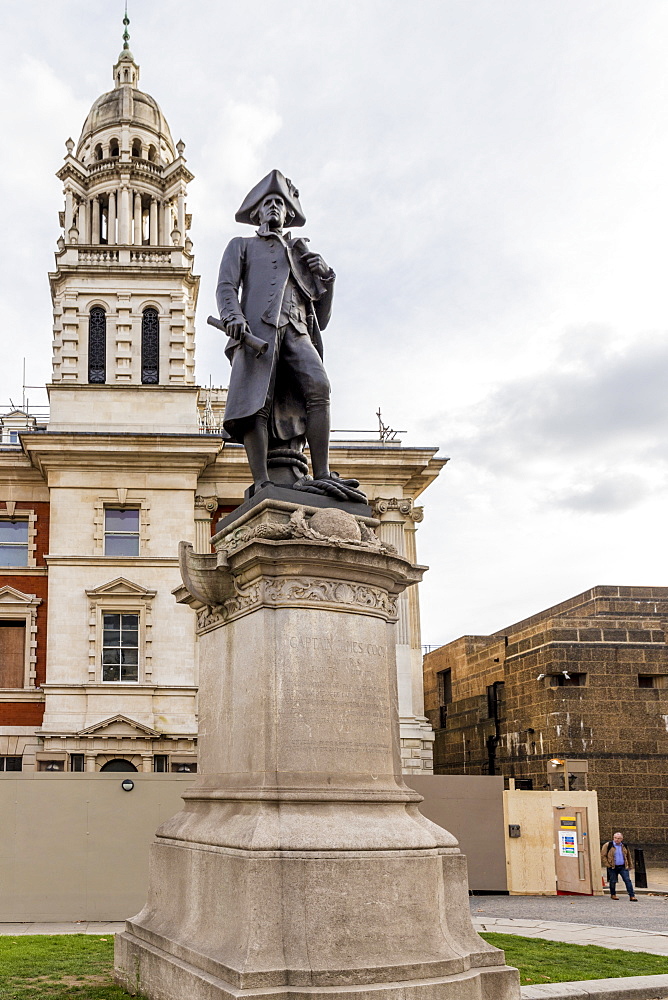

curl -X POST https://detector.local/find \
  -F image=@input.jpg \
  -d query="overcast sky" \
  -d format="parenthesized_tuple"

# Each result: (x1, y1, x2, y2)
(1, 1, 667, 646)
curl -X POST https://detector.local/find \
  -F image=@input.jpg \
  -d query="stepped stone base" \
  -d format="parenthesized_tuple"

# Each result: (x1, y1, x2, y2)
(117, 930, 518, 1000)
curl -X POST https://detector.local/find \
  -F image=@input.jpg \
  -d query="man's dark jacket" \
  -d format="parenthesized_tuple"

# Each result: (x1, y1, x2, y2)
(216, 231, 334, 444)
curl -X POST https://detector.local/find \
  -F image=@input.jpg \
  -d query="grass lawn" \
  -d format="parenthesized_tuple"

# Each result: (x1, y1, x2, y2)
(1, 933, 667, 997)
(0, 936, 127, 1000)
(481, 932, 668, 986)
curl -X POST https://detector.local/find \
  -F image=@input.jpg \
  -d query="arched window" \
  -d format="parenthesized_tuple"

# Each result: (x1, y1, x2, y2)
(132, 139, 141, 158)
(100, 759, 137, 772)
(88, 307, 106, 384)
(94, 143, 103, 160)
(148, 144, 157, 163)
(141, 308, 159, 384)
(110, 138, 119, 157)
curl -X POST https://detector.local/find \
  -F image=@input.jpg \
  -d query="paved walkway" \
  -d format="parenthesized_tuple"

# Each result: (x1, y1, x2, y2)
(0, 921, 123, 935)
(472, 916, 668, 956)
(521, 975, 668, 1000)
(470, 894, 668, 933)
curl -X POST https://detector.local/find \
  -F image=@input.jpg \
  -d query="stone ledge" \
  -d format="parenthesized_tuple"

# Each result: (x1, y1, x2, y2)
(521, 974, 668, 1000)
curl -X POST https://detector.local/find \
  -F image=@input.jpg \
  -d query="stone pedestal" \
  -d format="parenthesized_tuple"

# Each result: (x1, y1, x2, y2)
(115, 499, 519, 1000)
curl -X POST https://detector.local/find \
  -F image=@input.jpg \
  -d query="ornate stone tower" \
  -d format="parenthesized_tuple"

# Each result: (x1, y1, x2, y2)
(22, 17, 221, 772)
(49, 14, 198, 431)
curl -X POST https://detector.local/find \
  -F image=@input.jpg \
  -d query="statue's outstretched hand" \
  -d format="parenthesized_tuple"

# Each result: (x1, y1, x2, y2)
(302, 253, 333, 279)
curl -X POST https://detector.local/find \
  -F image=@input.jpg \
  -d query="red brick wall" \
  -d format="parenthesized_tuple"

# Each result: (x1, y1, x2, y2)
(0, 702, 44, 725)
(0, 500, 49, 688)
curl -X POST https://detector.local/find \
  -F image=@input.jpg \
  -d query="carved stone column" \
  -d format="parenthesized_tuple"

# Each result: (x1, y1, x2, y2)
(115, 498, 518, 1000)
(119, 184, 131, 245)
(372, 498, 434, 774)
(133, 192, 143, 246)
(77, 199, 87, 244)
(193, 496, 217, 553)
(107, 192, 116, 245)
(91, 196, 100, 244)
(177, 189, 186, 241)
(149, 198, 158, 246)
(64, 187, 74, 233)
(162, 200, 171, 246)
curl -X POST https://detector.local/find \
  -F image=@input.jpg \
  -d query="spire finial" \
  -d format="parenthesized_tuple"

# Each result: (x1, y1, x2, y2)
(122, 2, 130, 50)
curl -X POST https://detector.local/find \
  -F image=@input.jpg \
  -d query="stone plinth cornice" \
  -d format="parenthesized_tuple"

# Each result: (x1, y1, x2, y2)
(178, 500, 426, 632)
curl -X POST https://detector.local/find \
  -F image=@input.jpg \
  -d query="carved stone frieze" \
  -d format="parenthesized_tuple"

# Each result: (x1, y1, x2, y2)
(262, 577, 398, 618)
(196, 605, 225, 633)
(196, 582, 263, 633)
(224, 582, 262, 619)
(195, 574, 398, 632)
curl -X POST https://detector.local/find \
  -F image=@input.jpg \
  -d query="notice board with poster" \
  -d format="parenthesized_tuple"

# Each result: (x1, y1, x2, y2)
(558, 815, 577, 857)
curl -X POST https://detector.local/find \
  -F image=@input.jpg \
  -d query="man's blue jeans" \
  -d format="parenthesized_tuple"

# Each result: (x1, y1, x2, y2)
(607, 866, 634, 897)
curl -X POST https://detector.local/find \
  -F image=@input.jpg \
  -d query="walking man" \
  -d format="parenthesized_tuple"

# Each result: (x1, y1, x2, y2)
(601, 832, 638, 900)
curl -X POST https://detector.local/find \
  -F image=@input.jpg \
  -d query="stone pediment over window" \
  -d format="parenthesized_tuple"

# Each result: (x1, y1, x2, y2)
(77, 714, 161, 738)
(0, 585, 41, 606)
(85, 577, 156, 599)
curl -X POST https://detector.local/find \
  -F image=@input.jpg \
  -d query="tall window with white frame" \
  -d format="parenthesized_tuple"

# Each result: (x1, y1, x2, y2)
(104, 508, 140, 556)
(102, 613, 139, 682)
(0, 519, 29, 567)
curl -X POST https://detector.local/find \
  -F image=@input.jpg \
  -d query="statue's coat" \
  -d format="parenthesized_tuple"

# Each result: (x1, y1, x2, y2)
(216, 232, 334, 444)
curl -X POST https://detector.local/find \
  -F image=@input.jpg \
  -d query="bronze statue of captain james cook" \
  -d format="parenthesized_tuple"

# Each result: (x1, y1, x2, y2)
(212, 170, 365, 504)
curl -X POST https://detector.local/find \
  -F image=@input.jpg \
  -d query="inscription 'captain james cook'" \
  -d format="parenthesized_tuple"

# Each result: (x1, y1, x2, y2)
(283, 635, 385, 656)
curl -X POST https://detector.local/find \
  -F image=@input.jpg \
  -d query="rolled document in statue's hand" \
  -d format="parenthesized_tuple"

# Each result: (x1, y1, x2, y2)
(206, 315, 268, 358)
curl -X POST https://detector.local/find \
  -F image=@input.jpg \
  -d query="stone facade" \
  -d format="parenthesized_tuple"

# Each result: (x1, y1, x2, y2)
(424, 586, 668, 857)
(0, 40, 445, 776)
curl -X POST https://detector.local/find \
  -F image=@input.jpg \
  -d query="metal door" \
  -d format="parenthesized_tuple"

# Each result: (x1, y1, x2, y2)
(553, 806, 592, 894)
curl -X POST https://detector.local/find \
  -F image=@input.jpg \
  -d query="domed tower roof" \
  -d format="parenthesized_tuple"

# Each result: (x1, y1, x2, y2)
(77, 85, 175, 156)
(76, 11, 175, 162)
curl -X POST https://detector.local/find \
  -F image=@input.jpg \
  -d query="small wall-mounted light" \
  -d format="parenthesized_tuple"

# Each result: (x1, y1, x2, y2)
(549, 758, 565, 768)
(45, 762, 61, 771)
(121, 779, 135, 792)
(176, 764, 192, 773)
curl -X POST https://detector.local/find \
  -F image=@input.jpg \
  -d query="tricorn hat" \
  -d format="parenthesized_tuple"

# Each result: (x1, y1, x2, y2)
(235, 169, 306, 228)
